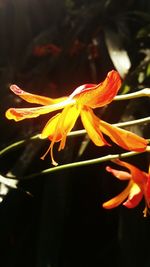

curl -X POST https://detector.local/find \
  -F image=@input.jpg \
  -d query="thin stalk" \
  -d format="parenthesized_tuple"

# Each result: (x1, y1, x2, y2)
(7, 145, 150, 180)
(68, 116, 150, 137)
(0, 134, 40, 157)
(1, 116, 150, 157)
(114, 88, 150, 101)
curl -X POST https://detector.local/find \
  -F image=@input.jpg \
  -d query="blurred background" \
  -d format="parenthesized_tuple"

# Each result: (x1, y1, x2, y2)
(0, 0, 150, 266)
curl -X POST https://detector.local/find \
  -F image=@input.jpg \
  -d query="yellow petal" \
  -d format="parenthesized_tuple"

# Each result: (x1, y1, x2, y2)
(41, 105, 80, 165)
(6, 106, 54, 121)
(102, 180, 133, 209)
(99, 119, 148, 152)
(80, 107, 109, 147)
(5, 98, 75, 121)
(10, 84, 67, 105)
(41, 105, 80, 141)
(73, 70, 121, 108)
(41, 113, 61, 140)
(57, 105, 80, 150)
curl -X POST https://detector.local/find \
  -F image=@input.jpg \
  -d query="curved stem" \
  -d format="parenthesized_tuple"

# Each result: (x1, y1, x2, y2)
(6, 145, 150, 180)
(68, 116, 150, 137)
(114, 88, 150, 101)
(0, 134, 40, 157)
(1, 116, 150, 157)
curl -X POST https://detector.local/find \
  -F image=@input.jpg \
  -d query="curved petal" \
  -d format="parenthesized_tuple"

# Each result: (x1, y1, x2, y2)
(145, 175, 150, 202)
(111, 159, 148, 185)
(102, 180, 133, 209)
(41, 105, 80, 166)
(6, 106, 54, 121)
(69, 83, 96, 98)
(80, 107, 109, 147)
(41, 105, 80, 141)
(41, 113, 62, 141)
(57, 105, 80, 151)
(99, 119, 148, 152)
(146, 165, 150, 202)
(106, 166, 131, 180)
(10, 84, 67, 105)
(5, 98, 75, 121)
(123, 183, 143, 208)
(71, 70, 121, 108)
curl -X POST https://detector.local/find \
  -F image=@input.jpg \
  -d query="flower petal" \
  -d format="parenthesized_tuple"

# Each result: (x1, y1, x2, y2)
(111, 159, 148, 185)
(102, 180, 133, 209)
(69, 83, 96, 98)
(41, 105, 80, 166)
(5, 98, 75, 121)
(99, 119, 148, 152)
(71, 70, 121, 108)
(106, 166, 131, 180)
(123, 183, 143, 208)
(145, 175, 150, 200)
(41, 113, 62, 141)
(41, 105, 80, 141)
(10, 84, 67, 105)
(80, 107, 109, 147)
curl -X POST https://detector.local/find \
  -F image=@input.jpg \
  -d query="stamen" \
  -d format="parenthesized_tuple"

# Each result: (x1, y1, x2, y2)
(40, 144, 51, 160)
(40, 142, 58, 166)
(143, 206, 148, 217)
(58, 135, 67, 151)
(50, 142, 58, 166)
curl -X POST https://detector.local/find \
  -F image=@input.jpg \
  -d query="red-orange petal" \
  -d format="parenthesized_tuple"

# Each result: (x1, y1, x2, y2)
(123, 183, 143, 208)
(111, 159, 148, 185)
(106, 166, 131, 180)
(145, 175, 150, 201)
(99, 119, 148, 152)
(102, 180, 133, 209)
(80, 107, 109, 147)
(71, 70, 121, 108)
(10, 84, 67, 105)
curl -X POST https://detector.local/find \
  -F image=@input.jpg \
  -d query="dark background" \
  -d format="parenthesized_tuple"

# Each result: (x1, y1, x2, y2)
(0, 0, 150, 266)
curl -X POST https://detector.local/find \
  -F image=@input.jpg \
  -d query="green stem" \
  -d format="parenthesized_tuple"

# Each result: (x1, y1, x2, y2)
(8, 145, 150, 180)
(114, 88, 150, 101)
(1, 116, 150, 157)
(0, 134, 40, 157)
(68, 116, 150, 137)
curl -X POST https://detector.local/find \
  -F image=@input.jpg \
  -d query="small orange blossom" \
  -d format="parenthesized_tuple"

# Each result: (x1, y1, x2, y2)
(103, 159, 150, 216)
(5, 70, 148, 165)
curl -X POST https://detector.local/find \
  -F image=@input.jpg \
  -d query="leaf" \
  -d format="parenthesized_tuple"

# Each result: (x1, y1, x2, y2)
(104, 28, 131, 78)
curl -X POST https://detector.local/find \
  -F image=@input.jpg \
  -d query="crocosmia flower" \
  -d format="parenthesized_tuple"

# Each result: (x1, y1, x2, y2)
(5, 70, 147, 165)
(103, 159, 150, 216)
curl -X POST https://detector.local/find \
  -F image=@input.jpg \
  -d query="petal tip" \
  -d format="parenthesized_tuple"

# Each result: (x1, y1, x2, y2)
(10, 84, 22, 94)
(106, 166, 111, 172)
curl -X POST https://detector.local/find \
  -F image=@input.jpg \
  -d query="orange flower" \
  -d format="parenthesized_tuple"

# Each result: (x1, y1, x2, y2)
(103, 159, 150, 216)
(5, 70, 147, 165)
